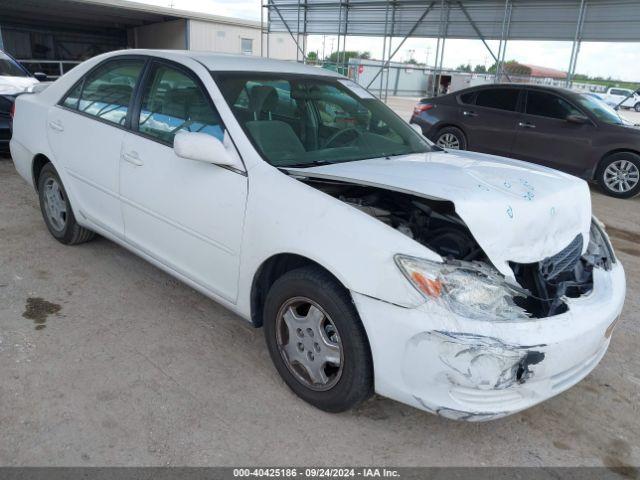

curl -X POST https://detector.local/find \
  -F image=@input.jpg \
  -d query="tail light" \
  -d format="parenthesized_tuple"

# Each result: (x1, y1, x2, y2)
(413, 103, 434, 114)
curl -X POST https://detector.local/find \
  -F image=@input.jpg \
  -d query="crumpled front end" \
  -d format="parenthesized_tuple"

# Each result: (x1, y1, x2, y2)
(353, 263, 625, 421)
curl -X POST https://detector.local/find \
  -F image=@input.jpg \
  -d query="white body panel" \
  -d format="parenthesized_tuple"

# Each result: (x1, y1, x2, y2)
(9, 49, 626, 421)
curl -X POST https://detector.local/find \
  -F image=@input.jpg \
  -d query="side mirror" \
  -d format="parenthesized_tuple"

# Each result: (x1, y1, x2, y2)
(33, 72, 48, 81)
(174, 131, 241, 168)
(566, 114, 589, 124)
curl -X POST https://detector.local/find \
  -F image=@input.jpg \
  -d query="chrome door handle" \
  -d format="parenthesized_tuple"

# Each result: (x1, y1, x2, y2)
(48, 120, 64, 132)
(122, 151, 143, 166)
(518, 122, 536, 129)
(463, 110, 478, 117)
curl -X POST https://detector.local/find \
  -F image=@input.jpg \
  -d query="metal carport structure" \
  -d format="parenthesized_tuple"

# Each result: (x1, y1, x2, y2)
(263, 0, 640, 98)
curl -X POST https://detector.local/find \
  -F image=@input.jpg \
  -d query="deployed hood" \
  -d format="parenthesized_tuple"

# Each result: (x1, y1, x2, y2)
(288, 150, 592, 277)
(0, 76, 38, 95)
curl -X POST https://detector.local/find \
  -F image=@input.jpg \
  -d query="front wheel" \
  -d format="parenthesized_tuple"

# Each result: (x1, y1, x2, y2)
(263, 266, 373, 412)
(596, 153, 640, 198)
(434, 126, 467, 150)
(635, 102, 640, 113)
(38, 163, 95, 244)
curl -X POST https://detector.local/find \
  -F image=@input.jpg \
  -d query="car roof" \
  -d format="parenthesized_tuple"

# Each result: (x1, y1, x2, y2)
(105, 49, 343, 78)
(455, 83, 578, 97)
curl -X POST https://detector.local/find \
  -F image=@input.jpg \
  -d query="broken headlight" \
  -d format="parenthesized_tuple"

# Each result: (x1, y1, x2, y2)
(395, 255, 530, 321)
(586, 217, 615, 268)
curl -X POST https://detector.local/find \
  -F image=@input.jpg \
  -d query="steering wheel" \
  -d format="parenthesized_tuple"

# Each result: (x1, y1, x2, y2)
(324, 127, 362, 148)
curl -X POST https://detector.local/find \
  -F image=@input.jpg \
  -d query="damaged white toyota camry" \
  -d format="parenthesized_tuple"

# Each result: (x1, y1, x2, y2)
(10, 50, 626, 421)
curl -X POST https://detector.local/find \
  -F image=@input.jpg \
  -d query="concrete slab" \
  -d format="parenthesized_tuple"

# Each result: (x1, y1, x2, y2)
(1, 151, 639, 468)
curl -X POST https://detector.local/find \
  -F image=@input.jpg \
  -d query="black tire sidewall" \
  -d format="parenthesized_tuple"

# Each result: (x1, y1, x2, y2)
(263, 267, 373, 413)
(38, 164, 78, 242)
(436, 126, 467, 150)
(597, 153, 640, 199)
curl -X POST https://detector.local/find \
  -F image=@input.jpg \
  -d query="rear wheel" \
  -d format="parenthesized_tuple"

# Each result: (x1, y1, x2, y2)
(263, 266, 373, 412)
(635, 102, 640, 113)
(596, 152, 640, 198)
(434, 126, 467, 150)
(38, 163, 95, 244)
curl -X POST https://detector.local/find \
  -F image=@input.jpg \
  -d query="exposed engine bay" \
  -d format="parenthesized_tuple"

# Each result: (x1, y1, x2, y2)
(297, 176, 614, 319)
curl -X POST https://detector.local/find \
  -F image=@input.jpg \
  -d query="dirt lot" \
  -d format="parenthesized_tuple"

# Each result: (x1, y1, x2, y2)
(1, 105, 639, 467)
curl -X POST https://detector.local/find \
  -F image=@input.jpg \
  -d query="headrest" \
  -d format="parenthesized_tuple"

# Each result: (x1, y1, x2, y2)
(249, 85, 279, 115)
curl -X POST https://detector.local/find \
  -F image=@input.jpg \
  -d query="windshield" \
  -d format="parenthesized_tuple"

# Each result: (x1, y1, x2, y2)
(576, 94, 625, 125)
(0, 51, 29, 77)
(214, 73, 431, 167)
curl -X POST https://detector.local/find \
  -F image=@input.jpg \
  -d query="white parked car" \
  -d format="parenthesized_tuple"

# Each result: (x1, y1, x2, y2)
(10, 50, 626, 421)
(601, 87, 640, 111)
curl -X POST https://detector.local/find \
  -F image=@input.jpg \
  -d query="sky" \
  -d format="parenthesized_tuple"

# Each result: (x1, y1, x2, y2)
(129, 0, 639, 82)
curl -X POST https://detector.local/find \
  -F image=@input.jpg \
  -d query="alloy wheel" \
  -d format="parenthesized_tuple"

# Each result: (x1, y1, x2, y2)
(436, 133, 461, 149)
(604, 160, 640, 193)
(275, 297, 343, 391)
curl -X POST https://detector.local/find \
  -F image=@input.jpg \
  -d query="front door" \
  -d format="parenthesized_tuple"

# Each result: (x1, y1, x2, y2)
(119, 61, 248, 302)
(47, 58, 146, 236)
(510, 90, 595, 175)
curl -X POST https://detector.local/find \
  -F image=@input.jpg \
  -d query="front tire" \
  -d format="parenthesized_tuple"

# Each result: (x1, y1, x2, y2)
(434, 126, 467, 150)
(596, 152, 640, 198)
(38, 163, 95, 244)
(635, 102, 640, 113)
(263, 266, 373, 412)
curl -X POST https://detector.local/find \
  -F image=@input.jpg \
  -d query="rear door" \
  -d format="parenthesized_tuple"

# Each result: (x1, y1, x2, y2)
(458, 87, 522, 157)
(47, 57, 146, 237)
(510, 90, 595, 175)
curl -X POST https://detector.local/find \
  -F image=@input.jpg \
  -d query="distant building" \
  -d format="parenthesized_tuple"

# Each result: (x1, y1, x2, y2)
(0, 0, 299, 78)
(522, 64, 567, 80)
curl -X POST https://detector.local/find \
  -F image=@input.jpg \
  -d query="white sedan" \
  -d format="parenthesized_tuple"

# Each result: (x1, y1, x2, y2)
(10, 50, 625, 421)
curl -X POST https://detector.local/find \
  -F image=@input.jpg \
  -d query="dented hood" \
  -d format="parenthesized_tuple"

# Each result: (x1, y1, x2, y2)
(288, 150, 592, 276)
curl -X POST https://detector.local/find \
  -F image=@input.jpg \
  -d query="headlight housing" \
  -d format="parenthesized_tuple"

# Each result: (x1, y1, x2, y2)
(586, 217, 615, 268)
(395, 254, 530, 321)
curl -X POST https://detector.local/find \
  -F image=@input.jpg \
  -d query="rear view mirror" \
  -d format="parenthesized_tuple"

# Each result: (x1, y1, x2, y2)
(33, 72, 48, 81)
(566, 114, 589, 124)
(174, 131, 241, 169)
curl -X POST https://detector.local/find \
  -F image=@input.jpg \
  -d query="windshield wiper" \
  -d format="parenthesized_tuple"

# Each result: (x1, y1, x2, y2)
(281, 160, 333, 168)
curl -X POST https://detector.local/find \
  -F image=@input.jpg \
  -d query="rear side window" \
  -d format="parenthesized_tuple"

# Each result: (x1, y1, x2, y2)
(526, 91, 581, 120)
(459, 91, 475, 104)
(63, 59, 145, 126)
(475, 88, 519, 111)
(137, 63, 224, 144)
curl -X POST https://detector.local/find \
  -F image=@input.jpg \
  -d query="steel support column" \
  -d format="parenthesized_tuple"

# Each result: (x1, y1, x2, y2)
(457, 1, 511, 82)
(366, 2, 436, 90)
(566, 0, 586, 87)
(269, 0, 307, 61)
(383, 1, 396, 102)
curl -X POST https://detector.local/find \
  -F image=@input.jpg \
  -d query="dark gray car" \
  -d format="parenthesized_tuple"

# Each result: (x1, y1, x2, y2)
(410, 84, 640, 198)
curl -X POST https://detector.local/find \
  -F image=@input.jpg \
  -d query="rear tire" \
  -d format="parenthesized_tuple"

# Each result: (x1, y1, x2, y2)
(434, 126, 467, 150)
(635, 103, 640, 113)
(263, 266, 373, 413)
(37, 163, 95, 244)
(596, 152, 640, 199)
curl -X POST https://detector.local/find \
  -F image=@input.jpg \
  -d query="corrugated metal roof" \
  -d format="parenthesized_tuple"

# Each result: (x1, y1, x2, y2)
(267, 0, 640, 42)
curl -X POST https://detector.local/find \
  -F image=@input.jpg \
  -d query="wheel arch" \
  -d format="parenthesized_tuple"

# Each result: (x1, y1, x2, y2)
(32, 153, 52, 192)
(432, 123, 468, 144)
(594, 148, 640, 180)
(250, 253, 352, 328)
